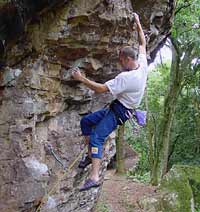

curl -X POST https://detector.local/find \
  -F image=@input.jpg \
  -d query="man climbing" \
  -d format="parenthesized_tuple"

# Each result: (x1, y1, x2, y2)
(72, 13, 147, 191)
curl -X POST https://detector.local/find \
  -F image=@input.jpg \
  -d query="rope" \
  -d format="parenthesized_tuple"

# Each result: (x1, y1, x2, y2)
(35, 146, 87, 212)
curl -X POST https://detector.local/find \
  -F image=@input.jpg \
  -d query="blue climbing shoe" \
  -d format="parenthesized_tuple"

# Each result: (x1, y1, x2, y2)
(79, 179, 100, 191)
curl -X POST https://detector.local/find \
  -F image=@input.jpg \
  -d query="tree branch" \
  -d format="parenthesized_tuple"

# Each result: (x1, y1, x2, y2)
(175, 3, 192, 16)
(167, 134, 180, 167)
(170, 36, 181, 60)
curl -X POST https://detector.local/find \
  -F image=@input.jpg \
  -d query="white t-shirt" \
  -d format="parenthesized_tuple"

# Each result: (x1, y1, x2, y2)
(105, 54, 148, 109)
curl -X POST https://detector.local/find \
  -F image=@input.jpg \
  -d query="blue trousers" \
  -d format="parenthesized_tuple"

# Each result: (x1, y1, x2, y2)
(80, 100, 132, 159)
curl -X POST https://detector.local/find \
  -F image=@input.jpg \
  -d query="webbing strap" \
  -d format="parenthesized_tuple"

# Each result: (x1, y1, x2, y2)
(35, 146, 87, 212)
(109, 99, 133, 125)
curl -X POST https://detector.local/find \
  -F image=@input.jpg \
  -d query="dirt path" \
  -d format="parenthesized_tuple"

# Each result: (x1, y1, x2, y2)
(95, 143, 156, 212)
(95, 169, 156, 212)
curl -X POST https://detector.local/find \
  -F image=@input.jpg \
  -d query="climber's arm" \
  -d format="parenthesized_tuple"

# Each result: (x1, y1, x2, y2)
(134, 13, 146, 55)
(72, 68, 109, 93)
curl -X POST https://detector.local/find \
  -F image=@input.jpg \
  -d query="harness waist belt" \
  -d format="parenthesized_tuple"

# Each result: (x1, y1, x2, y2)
(110, 99, 133, 125)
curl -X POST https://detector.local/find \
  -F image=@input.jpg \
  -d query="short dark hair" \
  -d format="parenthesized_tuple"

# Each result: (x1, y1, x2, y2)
(119, 46, 138, 60)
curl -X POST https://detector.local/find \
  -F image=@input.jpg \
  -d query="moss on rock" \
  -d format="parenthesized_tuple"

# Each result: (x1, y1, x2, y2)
(160, 165, 200, 211)
(139, 165, 200, 212)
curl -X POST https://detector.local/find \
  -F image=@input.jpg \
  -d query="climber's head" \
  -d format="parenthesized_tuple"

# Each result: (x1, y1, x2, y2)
(119, 46, 138, 70)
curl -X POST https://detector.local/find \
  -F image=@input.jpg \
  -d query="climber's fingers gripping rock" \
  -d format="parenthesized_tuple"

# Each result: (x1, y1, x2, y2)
(72, 67, 83, 82)
(133, 12, 140, 25)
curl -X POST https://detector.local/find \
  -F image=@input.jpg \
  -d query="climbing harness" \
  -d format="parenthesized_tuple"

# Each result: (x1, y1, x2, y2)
(109, 99, 146, 125)
(108, 99, 147, 134)
(35, 145, 87, 212)
(108, 99, 133, 125)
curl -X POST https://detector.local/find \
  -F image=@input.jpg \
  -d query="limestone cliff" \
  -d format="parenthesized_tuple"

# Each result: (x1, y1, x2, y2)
(0, 0, 175, 211)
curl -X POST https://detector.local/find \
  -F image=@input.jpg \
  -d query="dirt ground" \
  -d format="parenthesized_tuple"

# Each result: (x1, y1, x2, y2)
(95, 144, 156, 212)
(95, 170, 156, 212)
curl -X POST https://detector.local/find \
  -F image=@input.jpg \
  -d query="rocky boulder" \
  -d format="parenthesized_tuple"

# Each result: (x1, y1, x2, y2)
(139, 165, 200, 212)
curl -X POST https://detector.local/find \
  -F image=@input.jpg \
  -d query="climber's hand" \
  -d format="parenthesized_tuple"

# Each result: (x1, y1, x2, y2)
(72, 67, 83, 81)
(133, 13, 140, 25)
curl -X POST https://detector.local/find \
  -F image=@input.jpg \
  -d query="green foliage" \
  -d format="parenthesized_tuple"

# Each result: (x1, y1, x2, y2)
(147, 62, 170, 122)
(147, 62, 171, 168)
(167, 0, 200, 168)
(148, 63, 170, 112)
(172, 0, 200, 44)
(127, 171, 150, 183)
(125, 123, 149, 174)
(168, 89, 200, 167)
(125, 121, 149, 182)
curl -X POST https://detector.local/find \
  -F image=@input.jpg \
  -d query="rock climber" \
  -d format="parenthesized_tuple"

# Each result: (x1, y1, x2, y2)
(72, 13, 148, 191)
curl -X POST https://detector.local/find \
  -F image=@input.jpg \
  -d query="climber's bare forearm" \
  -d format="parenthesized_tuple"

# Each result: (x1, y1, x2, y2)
(136, 23, 146, 48)
(72, 68, 108, 93)
(81, 77, 108, 93)
(134, 13, 146, 54)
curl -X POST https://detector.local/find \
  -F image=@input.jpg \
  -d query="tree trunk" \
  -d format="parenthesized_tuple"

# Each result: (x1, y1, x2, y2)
(116, 125, 125, 174)
(159, 38, 194, 177)
(193, 95, 200, 153)
(151, 158, 159, 185)
(159, 40, 182, 177)
(159, 93, 179, 177)
(147, 115, 159, 184)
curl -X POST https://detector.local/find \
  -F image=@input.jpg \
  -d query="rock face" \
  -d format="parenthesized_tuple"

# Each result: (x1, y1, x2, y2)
(139, 165, 200, 212)
(0, 0, 175, 211)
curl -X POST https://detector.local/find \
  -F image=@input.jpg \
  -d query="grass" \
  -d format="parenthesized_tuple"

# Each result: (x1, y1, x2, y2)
(95, 202, 110, 212)
(120, 198, 136, 212)
(127, 170, 150, 184)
